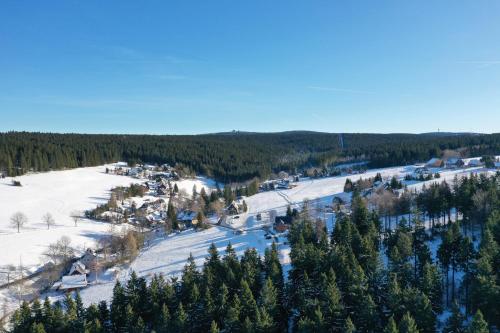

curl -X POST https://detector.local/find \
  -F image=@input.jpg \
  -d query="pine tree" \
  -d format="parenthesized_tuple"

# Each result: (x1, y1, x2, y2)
(110, 281, 128, 333)
(467, 310, 489, 333)
(343, 316, 356, 333)
(420, 262, 443, 313)
(259, 277, 278, 325)
(399, 312, 419, 333)
(256, 308, 274, 333)
(242, 316, 255, 333)
(383, 316, 398, 333)
(215, 283, 229, 324)
(85, 318, 104, 333)
(156, 304, 171, 333)
(240, 279, 258, 321)
(173, 303, 187, 333)
(209, 320, 220, 333)
(223, 296, 241, 332)
(29, 323, 47, 333)
(443, 302, 465, 333)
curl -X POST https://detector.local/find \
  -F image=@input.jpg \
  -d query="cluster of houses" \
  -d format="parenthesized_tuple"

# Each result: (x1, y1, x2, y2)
(107, 162, 179, 180)
(259, 178, 294, 191)
(425, 157, 487, 169)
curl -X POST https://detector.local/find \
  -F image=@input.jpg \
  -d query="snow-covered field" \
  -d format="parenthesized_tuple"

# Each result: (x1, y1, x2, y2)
(245, 165, 414, 216)
(175, 176, 217, 194)
(230, 165, 494, 230)
(0, 166, 140, 274)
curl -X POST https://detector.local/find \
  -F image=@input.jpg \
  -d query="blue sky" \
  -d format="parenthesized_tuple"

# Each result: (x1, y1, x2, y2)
(1, 1, 499, 134)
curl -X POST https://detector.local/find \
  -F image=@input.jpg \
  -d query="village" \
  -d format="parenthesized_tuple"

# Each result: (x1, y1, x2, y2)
(0, 154, 498, 327)
(43, 154, 500, 295)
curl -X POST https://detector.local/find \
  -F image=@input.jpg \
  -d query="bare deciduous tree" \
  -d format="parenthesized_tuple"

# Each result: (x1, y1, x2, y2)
(43, 236, 75, 265)
(42, 212, 55, 229)
(71, 210, 81, 227)
(10, 212, 28, 233)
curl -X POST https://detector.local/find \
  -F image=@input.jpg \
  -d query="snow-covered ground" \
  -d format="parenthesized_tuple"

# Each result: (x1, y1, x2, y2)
(228, 164, 494, 232)
(73, 226, 282, 306)
(0, 166, 140, 274)
(174, 176, 218, 194)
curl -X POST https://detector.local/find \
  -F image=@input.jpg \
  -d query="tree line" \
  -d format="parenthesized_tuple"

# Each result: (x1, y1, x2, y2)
(1, 131, 499, 182)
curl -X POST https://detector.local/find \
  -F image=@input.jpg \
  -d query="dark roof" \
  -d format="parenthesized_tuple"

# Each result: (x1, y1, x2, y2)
(275, 215, 293, 224)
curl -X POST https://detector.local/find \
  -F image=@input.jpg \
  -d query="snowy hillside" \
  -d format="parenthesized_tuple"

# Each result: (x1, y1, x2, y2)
(0, 166, 139, 272)
(77, 226, 282, 306)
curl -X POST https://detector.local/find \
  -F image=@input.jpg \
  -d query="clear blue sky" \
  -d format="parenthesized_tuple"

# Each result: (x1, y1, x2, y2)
(1, 1, 499, 134)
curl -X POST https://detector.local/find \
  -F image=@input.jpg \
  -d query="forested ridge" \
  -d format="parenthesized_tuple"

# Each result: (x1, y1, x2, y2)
(1, 131, 499, 182)
(8, 173, 500, 333)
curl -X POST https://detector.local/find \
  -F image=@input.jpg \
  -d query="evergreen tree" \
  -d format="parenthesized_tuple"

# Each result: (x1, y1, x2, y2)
(29, 323, 46, 333)
(209, 320, 220, 333)
(399, 312, 419, 333)
(343, 316, 356, 333)
(383, 317, 398, 333)
(443, 302, 465, 333)
(467, 310, 489, 333)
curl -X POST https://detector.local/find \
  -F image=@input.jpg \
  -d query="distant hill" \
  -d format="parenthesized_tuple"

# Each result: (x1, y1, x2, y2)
(1, 131, 499, 182)
(419, 132, 483, 137)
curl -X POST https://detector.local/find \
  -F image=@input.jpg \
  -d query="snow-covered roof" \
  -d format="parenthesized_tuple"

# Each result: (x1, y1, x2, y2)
(177, 210, 197, 221)
(467, 159, 483, 166)
(60, 274, 87, 290)
(69, 261, 88, 275)
(445, 157, 462, 164)
(426, 158, 442, 166)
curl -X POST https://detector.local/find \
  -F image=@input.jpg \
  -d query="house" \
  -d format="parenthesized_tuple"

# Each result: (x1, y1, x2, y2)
(274, 221, 289, 233)
(143, 164, 156, 171)
(275, 215, 292, 224)
(414, 167, 431, 177)
(128, 167, 142, 177)
(157, 187, 169, 196)
(147, 181, 158, 190)
(79, 249, 97, 268)
(276, 179, 290, 189)
(467, 159, 484, 167)
(68, 261, 89, 276)
(56, 257, 91, 292)
(177, 210, 198, 227)
(259, 180, 276, 192)
(59, 274, 88, 291)
(147, 211, 166, 223)
(274, 215, 292, 233)
(227, 200, 244, 215)
(425, 158, 443, 168)
(445, 157, 464, 169)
